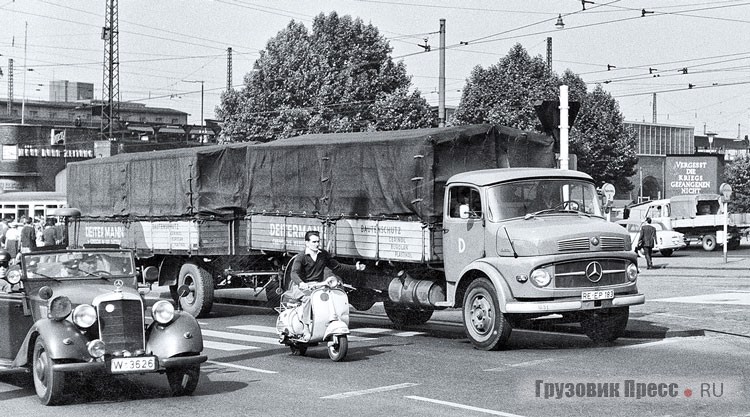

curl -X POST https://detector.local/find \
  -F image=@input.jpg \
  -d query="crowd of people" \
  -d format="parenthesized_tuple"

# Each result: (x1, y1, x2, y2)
(0, 215, 65, 262)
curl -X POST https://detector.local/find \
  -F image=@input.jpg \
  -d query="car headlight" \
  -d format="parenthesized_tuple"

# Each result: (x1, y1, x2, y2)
(72, 304, 97, 328)
(626, 262, 638, 282)
(151, 300, 175, 324)
(87, 339, 105, 358)
(7, 269, 22, 285)
(530, 268, 552, 287)
(49, 296, 72, 321)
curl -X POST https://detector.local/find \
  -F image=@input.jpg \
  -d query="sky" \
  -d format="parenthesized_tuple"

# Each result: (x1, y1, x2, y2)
(1, 0, 749, 139)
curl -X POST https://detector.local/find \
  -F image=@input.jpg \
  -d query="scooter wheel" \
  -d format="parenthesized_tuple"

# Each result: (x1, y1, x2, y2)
(328, 335, 348, 362)
(290, 344, 307, 356)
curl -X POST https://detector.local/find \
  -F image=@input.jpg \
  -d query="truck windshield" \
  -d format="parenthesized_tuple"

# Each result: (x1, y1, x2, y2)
(486, 178, 603, 221)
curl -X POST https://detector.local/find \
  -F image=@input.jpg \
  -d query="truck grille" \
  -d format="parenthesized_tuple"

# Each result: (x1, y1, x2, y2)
(558, 236, 626, 252)
(554, 259, 629, 288)
(97, 299, 145, 353)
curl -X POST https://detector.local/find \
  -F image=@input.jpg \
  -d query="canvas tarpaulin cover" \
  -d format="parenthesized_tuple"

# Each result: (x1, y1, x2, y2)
(67, 124, 554, 222)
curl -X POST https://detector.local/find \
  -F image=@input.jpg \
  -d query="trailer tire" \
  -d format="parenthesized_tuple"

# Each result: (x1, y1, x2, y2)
(580, 306, 629, 344)
(659, 249, 673, 257)
(462, 278, 512, 350)
(383, 300, 434, 329)
(702, 234, 717, 251)
(728, 238, 741, 250)
(174, 263, 214, 318)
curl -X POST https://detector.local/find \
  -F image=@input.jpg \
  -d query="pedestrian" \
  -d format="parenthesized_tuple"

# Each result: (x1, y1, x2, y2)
(0, 218, 9, 247)
(4, 220, 20, 259)
(42, 218, 58, 247)
(638, 217, 657, 269)
(19, 216, 37, 253)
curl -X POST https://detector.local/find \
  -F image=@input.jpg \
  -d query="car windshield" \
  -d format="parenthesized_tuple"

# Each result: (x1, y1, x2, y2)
(486, 178, 603, 221)
(21, 250, 135, 279)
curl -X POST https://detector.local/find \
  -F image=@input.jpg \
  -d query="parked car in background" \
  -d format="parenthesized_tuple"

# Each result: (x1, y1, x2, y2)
(0, 248, 207, 405)
(616, 219, 687, 257)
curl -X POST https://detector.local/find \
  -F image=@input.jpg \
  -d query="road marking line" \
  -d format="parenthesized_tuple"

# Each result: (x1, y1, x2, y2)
(651, 292, 750, 305)
(321, 383, 419, 399)
(405, 396, 527, 417)
(485, 358, 556, 371)
(620, 338, 693, 349)
(393, 331, 425, 337)
(204, 340, 260, 351)
(351, 327, 391, 334)
(227, 324, 375, 341)
(207, 360, 277, 374)
(203, 329, 281, 345)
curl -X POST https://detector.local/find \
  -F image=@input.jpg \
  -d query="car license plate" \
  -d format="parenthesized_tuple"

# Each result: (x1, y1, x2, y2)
(581, 290, 614, 301)
(111, 356, 157, 373)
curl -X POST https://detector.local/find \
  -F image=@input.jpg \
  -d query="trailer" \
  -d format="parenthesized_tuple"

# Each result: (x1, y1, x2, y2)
(64, 124, 643, 350)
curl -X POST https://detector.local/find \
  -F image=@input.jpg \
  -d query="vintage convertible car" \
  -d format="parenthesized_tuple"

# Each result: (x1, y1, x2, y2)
(615, 219, 687, 257)
(0, 248, 207, 405)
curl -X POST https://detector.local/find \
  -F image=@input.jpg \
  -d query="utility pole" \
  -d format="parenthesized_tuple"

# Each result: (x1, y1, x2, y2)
(102, 0, 120, 141)
(438, 19, 446, 127)
(7, 58, 12, 116)
(183, 80, 204, 130)
(546, 37, 552, 68)
(652, 93, 657, 123)
(226, 47, 232, 91)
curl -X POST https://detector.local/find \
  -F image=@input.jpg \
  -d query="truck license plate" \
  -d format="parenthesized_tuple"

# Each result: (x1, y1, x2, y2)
(111, 356, 157, 373)
(581, 290, 614, 301)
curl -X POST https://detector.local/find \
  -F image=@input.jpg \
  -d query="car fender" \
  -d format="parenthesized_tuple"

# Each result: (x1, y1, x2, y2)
(454, 259, 514, 313)
(13, 319, 91, 367)
(146, 311, 203, 358)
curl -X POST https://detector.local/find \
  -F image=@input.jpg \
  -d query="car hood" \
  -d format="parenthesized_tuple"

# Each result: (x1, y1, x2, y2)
(28, 279, 140, 307)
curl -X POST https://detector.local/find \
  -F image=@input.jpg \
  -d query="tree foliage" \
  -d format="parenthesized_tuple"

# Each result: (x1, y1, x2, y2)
(216, 12, 436, 142)
(453, 44, 637, 191)
(723, 154, 750, 212)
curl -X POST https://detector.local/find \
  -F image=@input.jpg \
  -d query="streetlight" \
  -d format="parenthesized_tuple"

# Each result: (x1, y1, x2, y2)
(182, 79, 204, 131)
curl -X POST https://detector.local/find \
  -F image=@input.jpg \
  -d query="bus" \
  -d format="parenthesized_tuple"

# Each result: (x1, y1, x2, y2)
(0, 191, 67, 222)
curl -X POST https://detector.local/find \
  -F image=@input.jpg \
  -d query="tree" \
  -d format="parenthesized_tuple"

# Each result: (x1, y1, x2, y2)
(216, 12, 436, 142)
(569, 85, 638, 192)
(453, 44, 637, 191)
(723, 154, 750, 213)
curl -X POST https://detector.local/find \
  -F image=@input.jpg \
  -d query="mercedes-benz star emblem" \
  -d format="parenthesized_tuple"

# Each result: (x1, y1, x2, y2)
(585, 262, 603, 283)
(114, 279, 124, 291)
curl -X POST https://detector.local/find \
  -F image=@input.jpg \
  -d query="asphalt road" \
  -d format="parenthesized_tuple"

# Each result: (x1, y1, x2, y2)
(1, 245, 749, 417)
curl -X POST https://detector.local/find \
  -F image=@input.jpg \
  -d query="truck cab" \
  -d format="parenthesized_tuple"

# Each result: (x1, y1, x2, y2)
(442, 168, 644, 349)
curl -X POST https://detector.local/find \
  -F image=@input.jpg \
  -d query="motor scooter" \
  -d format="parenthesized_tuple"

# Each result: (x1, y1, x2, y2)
(276, 274, 352, 361)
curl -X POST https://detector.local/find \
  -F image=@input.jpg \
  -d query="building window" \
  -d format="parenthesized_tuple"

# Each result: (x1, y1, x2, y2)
(172, 118, 178, 124)
(30, 110, 39, 118)
(156, 117, 163, 123)
(140, 117, 147, 123)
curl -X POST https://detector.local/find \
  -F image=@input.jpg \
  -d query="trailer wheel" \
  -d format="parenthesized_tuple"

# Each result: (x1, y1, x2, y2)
(383, 300, 434, 329)
(174, 263, 214, 318)
(580, 307, 629, 344)
(462, 278, 512, 350)
(728, 238, 741, 250)
(702, 234, 717, 251)
(659, 249, 674, 257)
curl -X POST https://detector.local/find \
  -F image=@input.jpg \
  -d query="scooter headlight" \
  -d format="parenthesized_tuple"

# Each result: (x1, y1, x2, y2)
(72, 304, 97, 328)
(151, 300, 175, 324)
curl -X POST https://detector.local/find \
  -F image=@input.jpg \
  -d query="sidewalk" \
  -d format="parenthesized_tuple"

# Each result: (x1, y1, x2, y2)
(639, 252, 750, 270)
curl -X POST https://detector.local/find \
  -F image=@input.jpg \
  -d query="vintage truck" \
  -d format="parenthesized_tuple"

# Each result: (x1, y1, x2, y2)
(625, 193, 750, 251)
(63, 124, 643, 350)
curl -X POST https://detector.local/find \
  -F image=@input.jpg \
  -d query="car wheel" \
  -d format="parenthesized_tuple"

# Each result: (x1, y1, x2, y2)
(462, 277, 512, 350)
(659, 249, 674, 257)
(580, 307, 629, 344)
(167, 364, 201, 396)
(702, 234, 717, 251)
(175, 263, 214, 318)
(33, 337, 66, 406)
(327, 335, 348, 362)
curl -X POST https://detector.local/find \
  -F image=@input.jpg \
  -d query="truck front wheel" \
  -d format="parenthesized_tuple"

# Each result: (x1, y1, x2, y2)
(580, 306, 629, 344)
(174, 263, 214, 318)
(462, 278, 512, 350)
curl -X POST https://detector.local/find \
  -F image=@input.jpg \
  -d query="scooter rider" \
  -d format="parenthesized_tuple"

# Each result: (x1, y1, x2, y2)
(289, 230, 364, 341)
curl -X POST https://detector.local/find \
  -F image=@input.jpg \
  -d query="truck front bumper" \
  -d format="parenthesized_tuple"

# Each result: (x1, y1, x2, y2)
(505, 293, 645, 314)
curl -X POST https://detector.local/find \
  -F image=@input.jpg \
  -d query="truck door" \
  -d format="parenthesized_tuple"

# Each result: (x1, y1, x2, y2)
(443, 186, 485, 283)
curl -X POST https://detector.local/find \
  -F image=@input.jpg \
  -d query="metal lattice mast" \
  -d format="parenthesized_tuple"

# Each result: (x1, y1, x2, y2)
(7, 58, 12, 116)
(101, 0, 120, 140)
(226, 47, 232, 91)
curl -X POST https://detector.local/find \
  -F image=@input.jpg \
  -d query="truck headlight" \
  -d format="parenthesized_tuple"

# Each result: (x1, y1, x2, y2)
(626, 263, 638, 282)
(72, 304, 97, 328)
(151, 300, 175, 324)
(530, 269, 552, 287)
(49, 296, 72, 321)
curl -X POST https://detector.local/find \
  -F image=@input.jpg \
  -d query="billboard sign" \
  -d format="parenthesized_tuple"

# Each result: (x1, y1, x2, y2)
(665, 156, 718, 197)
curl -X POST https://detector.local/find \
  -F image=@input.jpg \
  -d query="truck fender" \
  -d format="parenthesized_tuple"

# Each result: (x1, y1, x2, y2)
(146, 311, 204, 358)
(453, 260, 514, 313)
(12, 319, 91, 367)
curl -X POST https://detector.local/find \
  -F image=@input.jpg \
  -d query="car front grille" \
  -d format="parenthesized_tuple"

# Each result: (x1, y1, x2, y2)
(554, 258, 629, 288)
(97, 299, 145, 353)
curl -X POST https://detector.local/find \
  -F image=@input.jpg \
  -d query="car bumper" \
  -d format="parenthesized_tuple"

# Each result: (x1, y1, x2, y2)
(52, 354, 208, 373)
(505, 293, 645, 314)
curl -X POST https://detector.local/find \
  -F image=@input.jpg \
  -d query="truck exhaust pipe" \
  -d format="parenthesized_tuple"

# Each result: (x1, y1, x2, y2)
(388, 270, 446, 307)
